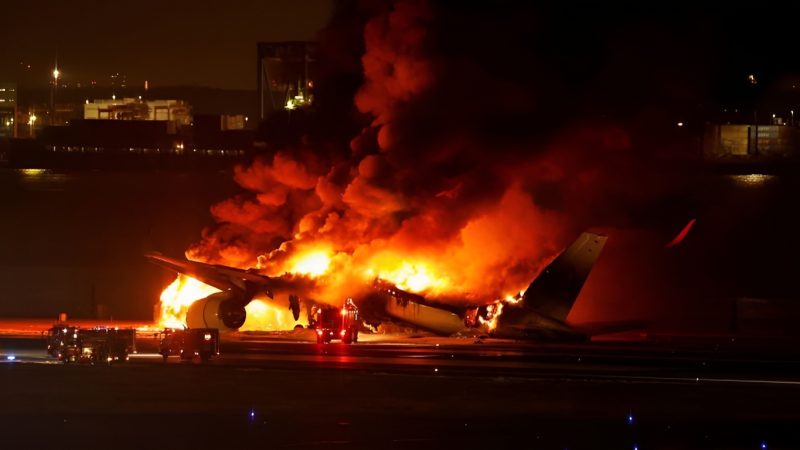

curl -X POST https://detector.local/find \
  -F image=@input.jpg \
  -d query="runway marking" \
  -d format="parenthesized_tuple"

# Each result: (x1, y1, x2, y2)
(597, 374, 800, 386)
(665, 376, 800, 386)
(281, 440, 353, 447)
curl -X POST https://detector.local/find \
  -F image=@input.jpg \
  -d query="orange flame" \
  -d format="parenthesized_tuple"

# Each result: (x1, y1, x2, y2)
(158, 275, 219, 328)
(478, 291, 525, 331)
(366, 252, 451, 294)
(157, 276, 308, 331)
(478, 302, 504, 331)
(288, 248, 332, 277)
(240, 298, 307, 331)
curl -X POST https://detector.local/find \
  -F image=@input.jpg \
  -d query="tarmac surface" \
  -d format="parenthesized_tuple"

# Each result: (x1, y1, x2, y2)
(2, 330, 800, 449)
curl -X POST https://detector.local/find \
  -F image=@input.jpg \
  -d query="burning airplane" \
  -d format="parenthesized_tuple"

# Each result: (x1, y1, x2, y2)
(145, 1, 656, 339)
(146, 231, 606, 341)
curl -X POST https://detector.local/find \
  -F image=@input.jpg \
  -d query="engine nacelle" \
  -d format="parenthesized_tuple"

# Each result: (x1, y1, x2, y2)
(186, 291, 247, 331)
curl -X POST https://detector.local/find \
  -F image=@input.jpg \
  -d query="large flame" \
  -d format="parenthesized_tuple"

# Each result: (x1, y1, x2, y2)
(156, 276, 307, 331)
(288, 248, 332, 277)
(158, 275, 219, 328)
(156, 246, 460, 330)
(371, 260, 450, 294)
(241, 298, 307, 331)
(156, 247, 332, 330)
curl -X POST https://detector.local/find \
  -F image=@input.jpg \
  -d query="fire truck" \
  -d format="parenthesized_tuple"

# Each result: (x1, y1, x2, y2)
(49, 327, 136, 364)
(312, 298, 360, 344)
(158, 328, 220, 362)
(45, 325, 79, 358)
(76, 328, 135, 364)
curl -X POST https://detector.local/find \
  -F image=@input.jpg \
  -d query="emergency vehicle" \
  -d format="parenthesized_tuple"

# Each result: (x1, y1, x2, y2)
(45, 325, 79, 358)
(158, 328, 219, 361)
(312, 298, 360, 344)
(75, 328, 135, 364)
(48, 326, 135, 364)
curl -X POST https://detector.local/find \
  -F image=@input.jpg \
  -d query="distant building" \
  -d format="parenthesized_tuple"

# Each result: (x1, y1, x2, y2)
(257, 41, 317, 120)
(41, 119, 182, 152)
(0, 83, 16, 106)
(0, 83, 17, 138)
(221, 114, 248, 131)
(191, 114, 254, 152)
(84, 98, 191, 127)
(704, 124, 800, 160)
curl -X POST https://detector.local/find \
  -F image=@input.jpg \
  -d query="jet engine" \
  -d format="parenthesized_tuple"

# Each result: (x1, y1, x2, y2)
(186, 291, 247, 331)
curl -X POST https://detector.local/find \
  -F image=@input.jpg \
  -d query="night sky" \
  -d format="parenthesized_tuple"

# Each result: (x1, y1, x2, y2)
(4, 2, 800, 98)
(0, 0, 333, 90)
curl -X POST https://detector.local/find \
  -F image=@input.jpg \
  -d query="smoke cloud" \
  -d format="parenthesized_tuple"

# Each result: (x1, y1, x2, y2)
(187, 1, 676, 309)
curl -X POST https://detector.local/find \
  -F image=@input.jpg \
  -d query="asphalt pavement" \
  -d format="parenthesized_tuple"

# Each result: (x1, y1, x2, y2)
(2, 334, 800, 449)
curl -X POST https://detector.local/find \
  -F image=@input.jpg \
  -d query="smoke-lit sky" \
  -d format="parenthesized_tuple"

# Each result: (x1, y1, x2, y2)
(0, 0, 333, 90)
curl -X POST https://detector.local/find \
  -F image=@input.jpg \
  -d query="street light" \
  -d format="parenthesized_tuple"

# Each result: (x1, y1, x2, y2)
(747, 74, 758, 155)
(50, 65, 60, 122)
(28, 113, 37, 138)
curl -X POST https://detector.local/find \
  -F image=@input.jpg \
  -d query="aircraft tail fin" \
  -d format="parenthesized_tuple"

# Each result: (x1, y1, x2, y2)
(522, 232, 607, 322)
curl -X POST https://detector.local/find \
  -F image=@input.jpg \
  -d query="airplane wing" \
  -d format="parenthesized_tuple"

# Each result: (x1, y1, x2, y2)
(145, 252, 313, 320)
(144, 252, 270, 293)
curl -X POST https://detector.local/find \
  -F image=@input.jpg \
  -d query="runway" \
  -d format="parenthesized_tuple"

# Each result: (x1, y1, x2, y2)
(6, 329, 800, 384)
(2, 331, 800, 449)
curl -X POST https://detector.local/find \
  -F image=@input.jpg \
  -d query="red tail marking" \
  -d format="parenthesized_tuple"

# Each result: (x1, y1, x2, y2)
(665, 219, 696, 248)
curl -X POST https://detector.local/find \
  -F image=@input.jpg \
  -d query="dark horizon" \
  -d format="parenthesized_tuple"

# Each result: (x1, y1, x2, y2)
(0, 0, 333, 90)
(5, 3, 800, 110)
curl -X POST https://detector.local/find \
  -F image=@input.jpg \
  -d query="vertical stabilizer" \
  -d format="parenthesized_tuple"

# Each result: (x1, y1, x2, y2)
(522, 232, 607, 322)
